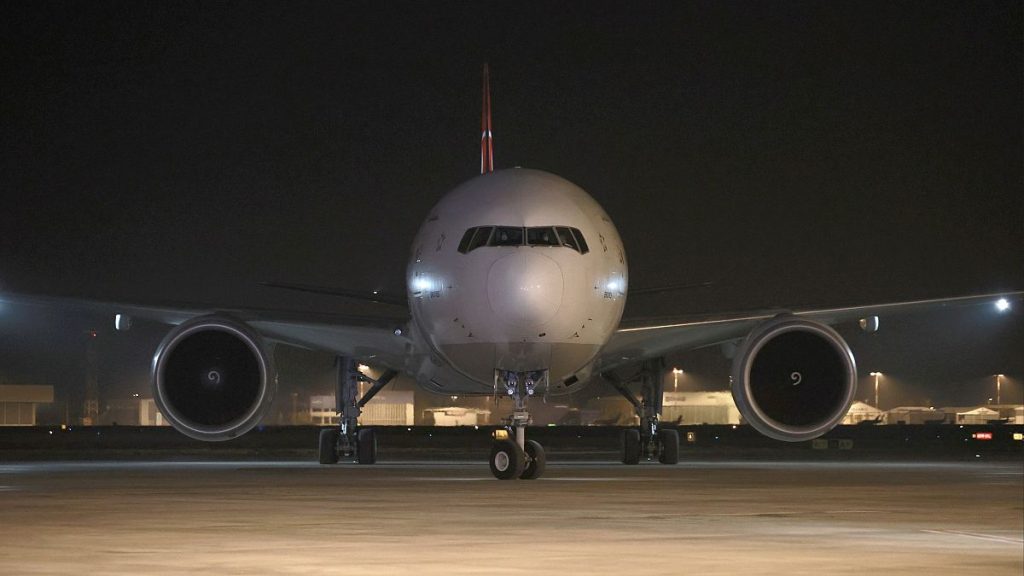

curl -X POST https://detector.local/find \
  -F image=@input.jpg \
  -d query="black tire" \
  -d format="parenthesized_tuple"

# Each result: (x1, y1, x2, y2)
(520, 439, 546, 480)
(622, 429, 641, 465)
(357, 428, 377, 464)
(318, 429, 338, 465)
(658, 429, 679, 465)
(489, 439, 526, 480)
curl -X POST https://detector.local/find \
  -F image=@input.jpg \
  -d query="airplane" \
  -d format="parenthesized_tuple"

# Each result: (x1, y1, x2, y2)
(2, 65, 1020, 480)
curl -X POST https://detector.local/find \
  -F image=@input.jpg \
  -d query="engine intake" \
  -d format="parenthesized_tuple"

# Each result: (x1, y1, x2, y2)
(151, 315, 276, 441)
(731, 316, 856, 442)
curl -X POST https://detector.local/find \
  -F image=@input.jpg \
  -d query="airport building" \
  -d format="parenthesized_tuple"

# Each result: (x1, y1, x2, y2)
(422, 407, 492, 426)
(310, 391, 415, 426)
(884, 406, 945, 425)
(842, 401, 883, 424)
(662, 391, 741, 425)
(0, 385, 54, 426)
(97, 397, 168, 426)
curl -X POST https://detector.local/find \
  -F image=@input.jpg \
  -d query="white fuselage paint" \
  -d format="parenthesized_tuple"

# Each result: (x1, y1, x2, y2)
(406, 169, 627, 394)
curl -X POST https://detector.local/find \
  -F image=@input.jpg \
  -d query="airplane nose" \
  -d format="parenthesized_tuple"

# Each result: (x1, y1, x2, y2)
(487, 251, 563, 329)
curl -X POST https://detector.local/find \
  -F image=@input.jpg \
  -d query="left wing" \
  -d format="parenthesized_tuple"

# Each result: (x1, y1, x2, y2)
(598, 291, 1022, 373)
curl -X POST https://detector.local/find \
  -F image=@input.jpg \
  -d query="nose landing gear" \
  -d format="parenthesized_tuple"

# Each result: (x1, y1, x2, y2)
(490, 370, 548, 480)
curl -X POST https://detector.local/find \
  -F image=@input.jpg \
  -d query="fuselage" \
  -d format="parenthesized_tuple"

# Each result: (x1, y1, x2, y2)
(406, 168, 627, 394)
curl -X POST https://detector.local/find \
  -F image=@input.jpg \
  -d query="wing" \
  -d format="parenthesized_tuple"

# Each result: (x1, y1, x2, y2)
(598, 291, 1023, 373)
(0, 291, 412, 368)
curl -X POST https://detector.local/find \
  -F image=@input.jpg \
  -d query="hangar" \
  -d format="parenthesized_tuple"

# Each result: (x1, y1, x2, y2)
(0, 385, 54, 426)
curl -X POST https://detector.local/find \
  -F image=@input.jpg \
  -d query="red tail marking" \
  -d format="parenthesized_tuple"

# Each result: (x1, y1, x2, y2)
(481, 63, 494, 174)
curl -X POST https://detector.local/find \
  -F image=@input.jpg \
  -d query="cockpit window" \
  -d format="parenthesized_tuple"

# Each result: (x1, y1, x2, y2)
(458, 225, 589, 254)
(555, 227, 578, 251)
(457, 229, 475, 253)
(467, 226, 493, 252)
(527, 227, 560, 246)
(570, 227, 589, 254)
(492, 226, 525, 246)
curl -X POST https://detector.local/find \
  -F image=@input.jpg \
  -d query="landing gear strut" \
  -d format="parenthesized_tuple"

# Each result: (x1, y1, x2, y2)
(490, 370, 547, 480)
(604, 359, 679, 465)
(318, 357, 397, 465)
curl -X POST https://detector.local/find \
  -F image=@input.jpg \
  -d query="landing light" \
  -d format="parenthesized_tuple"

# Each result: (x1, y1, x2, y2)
(995, 298, 1010, 312)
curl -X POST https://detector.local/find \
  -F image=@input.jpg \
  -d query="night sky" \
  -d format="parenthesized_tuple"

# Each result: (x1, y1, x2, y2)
(1, 2, 1021, 414)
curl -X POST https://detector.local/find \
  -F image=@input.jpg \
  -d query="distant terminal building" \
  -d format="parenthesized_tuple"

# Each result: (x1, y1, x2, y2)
(955, 407, 1001, 425)
(843, 401, 883, 424)
(0, 385, 54, 426)
(983, 405, 1024, 424)
(885, 406, 944, 425)
(98, 398, 168, 426)
(310, 391, 415, 426)
(662, 391, 741, 425)
(422, 407, 491, 426)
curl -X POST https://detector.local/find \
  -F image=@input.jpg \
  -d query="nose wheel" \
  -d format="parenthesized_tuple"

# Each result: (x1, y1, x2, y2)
(489, 438, 525, 480)
(490, 370, 548, 480)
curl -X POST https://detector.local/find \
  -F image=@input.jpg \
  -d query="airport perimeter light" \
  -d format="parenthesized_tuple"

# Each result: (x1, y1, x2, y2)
(870, 372, 883, 409)
(995, 298, 1010, 312)
(672, 368, 683, 391)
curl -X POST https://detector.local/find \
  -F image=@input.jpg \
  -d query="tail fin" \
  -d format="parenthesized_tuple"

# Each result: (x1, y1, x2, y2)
(480, 63, 494, 174)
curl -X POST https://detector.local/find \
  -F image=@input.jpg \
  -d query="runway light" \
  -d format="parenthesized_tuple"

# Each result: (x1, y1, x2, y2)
(995, 298, 1010, 312)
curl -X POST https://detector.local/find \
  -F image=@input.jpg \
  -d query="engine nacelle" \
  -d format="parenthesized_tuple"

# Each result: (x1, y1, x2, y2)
(151, 315, 276, 441)
(731, 316, 856, 442)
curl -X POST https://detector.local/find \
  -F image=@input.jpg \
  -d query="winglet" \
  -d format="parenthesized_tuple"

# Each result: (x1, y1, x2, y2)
(480, 63, 494, 174)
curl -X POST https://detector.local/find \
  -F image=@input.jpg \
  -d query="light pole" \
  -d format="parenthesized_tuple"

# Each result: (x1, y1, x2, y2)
(870, 372, 883, 409)
(672, 368, 683, 391)
(996, 374, 1003, 405)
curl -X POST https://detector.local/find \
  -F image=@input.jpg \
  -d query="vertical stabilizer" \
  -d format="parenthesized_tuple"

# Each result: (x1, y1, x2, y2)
(480, 63, 494, 174)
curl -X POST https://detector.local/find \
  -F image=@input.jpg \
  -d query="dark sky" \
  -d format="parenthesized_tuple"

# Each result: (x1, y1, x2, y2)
(1, 1, 1022, 410)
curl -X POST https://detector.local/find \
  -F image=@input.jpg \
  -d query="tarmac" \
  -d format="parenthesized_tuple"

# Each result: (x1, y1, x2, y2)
(0, 459, 1021, 575)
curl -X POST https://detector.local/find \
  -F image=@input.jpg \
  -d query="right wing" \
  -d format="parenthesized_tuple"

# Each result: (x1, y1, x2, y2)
(1, 291, 413, 368)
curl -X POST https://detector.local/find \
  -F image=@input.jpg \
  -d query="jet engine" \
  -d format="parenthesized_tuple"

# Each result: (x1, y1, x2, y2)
(730, 316, 856, 442)
(151, 315, 276, 441)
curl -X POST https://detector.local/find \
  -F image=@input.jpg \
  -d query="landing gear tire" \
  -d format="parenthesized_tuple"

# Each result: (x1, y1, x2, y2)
(658, 429, 679, 465)
(357, 428, 377, 464)
(318, 429, 338, 464)
(520, 439, 546, 480)
(490, 439, 526, 480)
(622, 429, 641, 465)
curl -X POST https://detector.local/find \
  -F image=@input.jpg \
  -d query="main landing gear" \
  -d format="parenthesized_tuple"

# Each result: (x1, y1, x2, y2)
(318, 356, 397, 465)
(604, 359, 679, 466)
(489, 370, 547, 480)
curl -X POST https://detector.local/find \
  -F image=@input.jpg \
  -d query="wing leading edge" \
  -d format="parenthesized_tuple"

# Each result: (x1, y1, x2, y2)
(599, 291, 1023, 373)
(0, 291, 412, 370)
